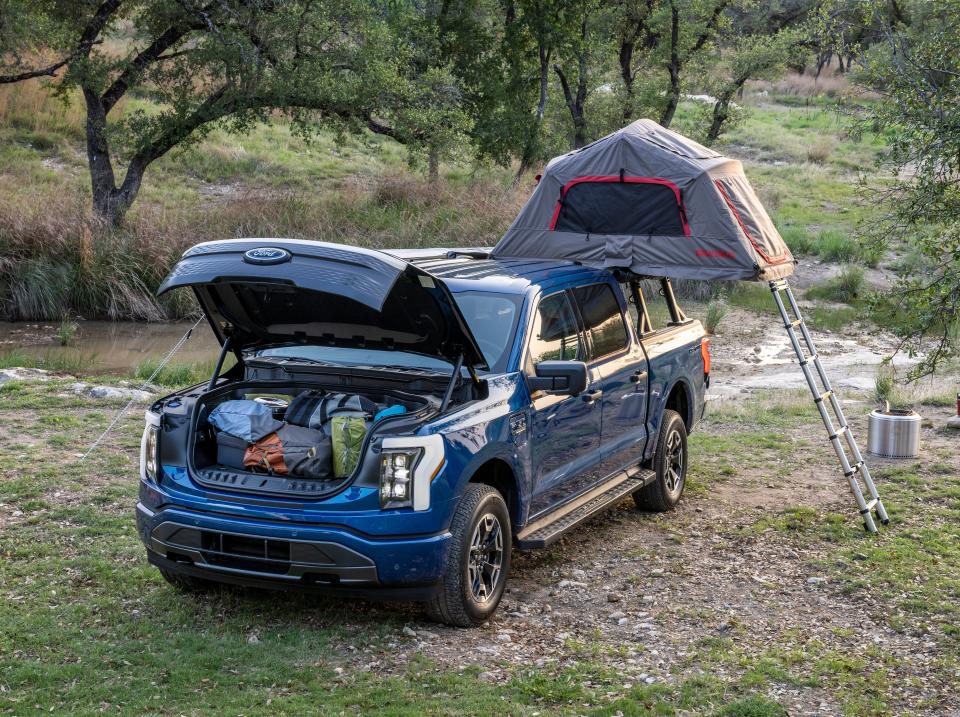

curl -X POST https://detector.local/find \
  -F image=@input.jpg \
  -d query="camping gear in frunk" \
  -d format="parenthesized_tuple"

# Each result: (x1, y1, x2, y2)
(331, 416, 368, 478)
(243, 424, 333, 478)
(285, 391, 378, 430)
(208, 400, 282, 442)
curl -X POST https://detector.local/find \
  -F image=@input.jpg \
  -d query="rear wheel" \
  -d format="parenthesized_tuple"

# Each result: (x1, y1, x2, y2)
(633, 409, 687, 512)
(425, 484, 511, 627)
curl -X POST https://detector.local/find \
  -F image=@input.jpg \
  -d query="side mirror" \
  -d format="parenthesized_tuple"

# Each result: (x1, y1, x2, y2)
(527, 360, 588, 396)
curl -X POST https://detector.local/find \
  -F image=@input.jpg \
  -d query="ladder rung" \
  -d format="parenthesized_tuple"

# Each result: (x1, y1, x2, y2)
(859, 498, 878, 515)
(844, 460, 864, 478)
(770, 279, 789, 291)
(786, 318, 803, 329)
(814, 390, 833, 404)
(798, 353, 817, 366)
(828, 426, 848, 441)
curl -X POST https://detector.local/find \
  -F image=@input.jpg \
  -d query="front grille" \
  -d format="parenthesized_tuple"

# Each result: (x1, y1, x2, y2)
(149, 522, 378, 583)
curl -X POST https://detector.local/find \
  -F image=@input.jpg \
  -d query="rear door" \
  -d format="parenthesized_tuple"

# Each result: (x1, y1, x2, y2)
(571, 282, 649, 478)
(526, 290, 603, 517)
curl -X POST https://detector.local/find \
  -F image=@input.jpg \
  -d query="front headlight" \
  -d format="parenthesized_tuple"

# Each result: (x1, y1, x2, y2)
(380, 448, 422, 509)
(142, 425, 159, 481)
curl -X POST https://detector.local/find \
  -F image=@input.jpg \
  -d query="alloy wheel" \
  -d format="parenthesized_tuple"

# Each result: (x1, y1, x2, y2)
(468, 513, 504, 603)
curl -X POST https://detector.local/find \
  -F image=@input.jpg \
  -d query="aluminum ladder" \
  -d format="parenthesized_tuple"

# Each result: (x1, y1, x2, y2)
(769, 279, 890, 532)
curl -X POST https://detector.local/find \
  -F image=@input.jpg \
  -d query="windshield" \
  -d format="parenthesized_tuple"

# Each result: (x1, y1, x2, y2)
(452, 291, 521, 372)
(250, 291, 521, 373)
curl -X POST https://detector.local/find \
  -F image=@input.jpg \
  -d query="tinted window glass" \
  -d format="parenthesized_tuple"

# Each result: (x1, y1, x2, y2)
(554, 181, 684, 235)
(527, 292, 581, 368)
(453, 292, 521, 372)
(573, 283, 628, 359)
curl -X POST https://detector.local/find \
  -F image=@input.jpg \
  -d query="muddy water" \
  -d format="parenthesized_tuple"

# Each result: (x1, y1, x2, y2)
(0, 320, 221, 373)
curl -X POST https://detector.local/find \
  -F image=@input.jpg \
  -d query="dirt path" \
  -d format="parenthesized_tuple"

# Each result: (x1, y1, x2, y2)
(357, 408, 958, 716)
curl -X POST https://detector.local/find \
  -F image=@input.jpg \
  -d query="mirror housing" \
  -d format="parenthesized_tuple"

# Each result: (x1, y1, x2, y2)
(527, 360, 588, 396)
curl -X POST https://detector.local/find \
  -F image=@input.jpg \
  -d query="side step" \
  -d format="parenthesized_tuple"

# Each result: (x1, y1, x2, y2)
(515, 468, 655, 549)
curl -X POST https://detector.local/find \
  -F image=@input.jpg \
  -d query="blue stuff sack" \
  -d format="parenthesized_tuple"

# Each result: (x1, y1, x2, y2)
(373, 404, 407, 422)
(208, 400, 283, 442)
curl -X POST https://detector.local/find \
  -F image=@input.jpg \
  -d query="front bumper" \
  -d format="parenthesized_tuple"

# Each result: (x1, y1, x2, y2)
(136, 502, 451, 596)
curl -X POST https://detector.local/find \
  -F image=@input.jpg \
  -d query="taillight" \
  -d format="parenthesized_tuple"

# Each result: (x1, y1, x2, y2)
(701, 337, 711, 375)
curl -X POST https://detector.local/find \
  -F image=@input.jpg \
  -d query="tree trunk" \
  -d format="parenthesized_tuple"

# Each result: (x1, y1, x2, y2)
(619, 41, 635, 123)
(83, 88, 121, 225)
(515, 44, 551, 183)
(659, 5, 681, 128)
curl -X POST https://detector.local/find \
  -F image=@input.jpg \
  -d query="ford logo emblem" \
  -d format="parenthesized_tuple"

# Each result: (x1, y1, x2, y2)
(243, 247, 291, 265)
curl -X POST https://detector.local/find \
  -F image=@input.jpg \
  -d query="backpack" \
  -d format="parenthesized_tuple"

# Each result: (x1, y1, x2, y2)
(243, 424, 333, 479)
(331, 415, 368, 478)
(285, 391, 378, 430)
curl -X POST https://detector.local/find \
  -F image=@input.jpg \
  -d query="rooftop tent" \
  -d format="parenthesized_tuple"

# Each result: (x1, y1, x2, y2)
(491, 119, 795, 281)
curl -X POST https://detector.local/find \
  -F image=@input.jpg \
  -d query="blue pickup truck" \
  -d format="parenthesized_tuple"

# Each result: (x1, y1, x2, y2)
(137, 239, 708, 626)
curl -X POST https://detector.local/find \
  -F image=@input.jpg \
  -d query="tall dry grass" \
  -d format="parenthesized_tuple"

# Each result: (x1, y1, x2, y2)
(0, 175, 525, 321)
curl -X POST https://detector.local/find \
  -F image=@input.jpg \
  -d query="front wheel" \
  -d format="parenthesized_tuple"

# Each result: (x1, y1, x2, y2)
(425, 484, 511, 627)
(633, 409, 687, 512)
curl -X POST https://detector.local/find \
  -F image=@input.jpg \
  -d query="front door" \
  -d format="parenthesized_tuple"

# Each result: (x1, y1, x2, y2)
(527, 290, 602, 517)
(571, 282, 649, 477)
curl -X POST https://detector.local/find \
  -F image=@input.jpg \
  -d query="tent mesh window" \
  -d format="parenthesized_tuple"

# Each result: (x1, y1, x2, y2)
(552, 180, 686, 235)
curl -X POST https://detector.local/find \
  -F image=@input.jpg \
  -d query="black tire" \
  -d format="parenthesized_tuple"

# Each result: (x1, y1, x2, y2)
(633, 409, 687, 512)
(159, 567, 217, 593)
(425, 484, 512, 627)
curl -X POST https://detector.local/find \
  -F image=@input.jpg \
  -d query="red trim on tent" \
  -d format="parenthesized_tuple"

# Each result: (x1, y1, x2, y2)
(695, 249, 735, 259)
(548, 176, 691, 236)
(714, 180, 789, 266)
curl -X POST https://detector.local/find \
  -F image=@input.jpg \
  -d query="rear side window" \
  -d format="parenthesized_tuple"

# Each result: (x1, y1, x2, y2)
(553, 180, 685, 235)
(572, 283, 628, 359)
(527, 292, 582, 369)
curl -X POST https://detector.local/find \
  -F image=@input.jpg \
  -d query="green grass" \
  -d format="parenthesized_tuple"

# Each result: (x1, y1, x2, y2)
(132, 356, 232, 388)
(1, 382, 957, 714)
(0, 347, 100, 374)
(806, 266, 866, 303)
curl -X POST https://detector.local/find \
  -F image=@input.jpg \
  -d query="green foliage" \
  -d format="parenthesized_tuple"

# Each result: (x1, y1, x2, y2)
(806, 265, 866, 303)
(781, 226, 814, 255)
(56, 316, 78, 346)
(704, 296, 729, 334)
(832, 0, 960, 377)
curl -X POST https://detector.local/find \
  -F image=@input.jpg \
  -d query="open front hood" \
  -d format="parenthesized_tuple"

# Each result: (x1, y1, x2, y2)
(158, 239, 487, 369)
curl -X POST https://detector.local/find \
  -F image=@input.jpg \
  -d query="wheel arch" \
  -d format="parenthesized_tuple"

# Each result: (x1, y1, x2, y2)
(663, 378, 693, 430)
(465, 458, 520, 528)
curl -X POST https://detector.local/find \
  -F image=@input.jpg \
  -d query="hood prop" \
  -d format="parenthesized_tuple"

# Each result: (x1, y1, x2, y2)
(439, 354, 465, 414)
(207, 334, 233, 391)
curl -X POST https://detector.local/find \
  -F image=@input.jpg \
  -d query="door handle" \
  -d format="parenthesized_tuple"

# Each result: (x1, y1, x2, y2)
(630, 370, 648, 383)
(582, 389, 602, 403)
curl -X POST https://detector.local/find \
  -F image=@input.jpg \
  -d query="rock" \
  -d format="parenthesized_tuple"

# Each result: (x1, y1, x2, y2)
(246, 633, 260, 645)
(558, 579, 588, 589)
(418, 630, 438, 640)
(650, 568, 664, 577)
(947, 415, 960, 430)
(0, 367, 54, 384)
(570, 568, 587, 579)
(71, 382, 153, 401)
(496, 632, 512, 643)
(607, 592, 622, 603)
(402, 626, 416, 638)
(806, 576, 827, 585)
(617, 617, 629, 626)
(609, 611, 626, 621)
(478, 671, 498, 683)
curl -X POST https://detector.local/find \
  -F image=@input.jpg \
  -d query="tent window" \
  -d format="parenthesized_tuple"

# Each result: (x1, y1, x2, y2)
(551, 178, 688, 236)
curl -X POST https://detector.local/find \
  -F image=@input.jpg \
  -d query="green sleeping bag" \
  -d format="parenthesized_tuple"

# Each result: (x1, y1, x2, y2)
(331, 415, 368, 477)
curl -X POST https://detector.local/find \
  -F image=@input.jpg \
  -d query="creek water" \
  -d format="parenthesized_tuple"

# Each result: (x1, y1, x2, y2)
(0, 320, 221, 373)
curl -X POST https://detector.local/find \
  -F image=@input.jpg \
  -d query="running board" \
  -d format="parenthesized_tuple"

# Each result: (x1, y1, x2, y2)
(515, 468, 655, 549)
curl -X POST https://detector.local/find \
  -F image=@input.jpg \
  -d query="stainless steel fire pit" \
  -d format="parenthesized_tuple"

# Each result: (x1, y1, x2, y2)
(867, 409, 921, 458)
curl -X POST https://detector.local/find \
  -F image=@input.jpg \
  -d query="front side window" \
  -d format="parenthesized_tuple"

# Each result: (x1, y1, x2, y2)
(572, 283, 628, 360)
(527, 292, 582, 369)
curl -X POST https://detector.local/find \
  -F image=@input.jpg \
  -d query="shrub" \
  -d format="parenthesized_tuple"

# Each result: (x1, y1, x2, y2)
(806, 139, 833, 163)
(781, 226, 814, 255)
(703, 297, 728, 334)
(812, 230, 857, 262)
(806, 265, 865, 303)
(56, 317, 78, 346)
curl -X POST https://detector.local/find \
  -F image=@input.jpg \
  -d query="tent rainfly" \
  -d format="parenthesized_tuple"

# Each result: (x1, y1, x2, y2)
(491, 119, 796, 282)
